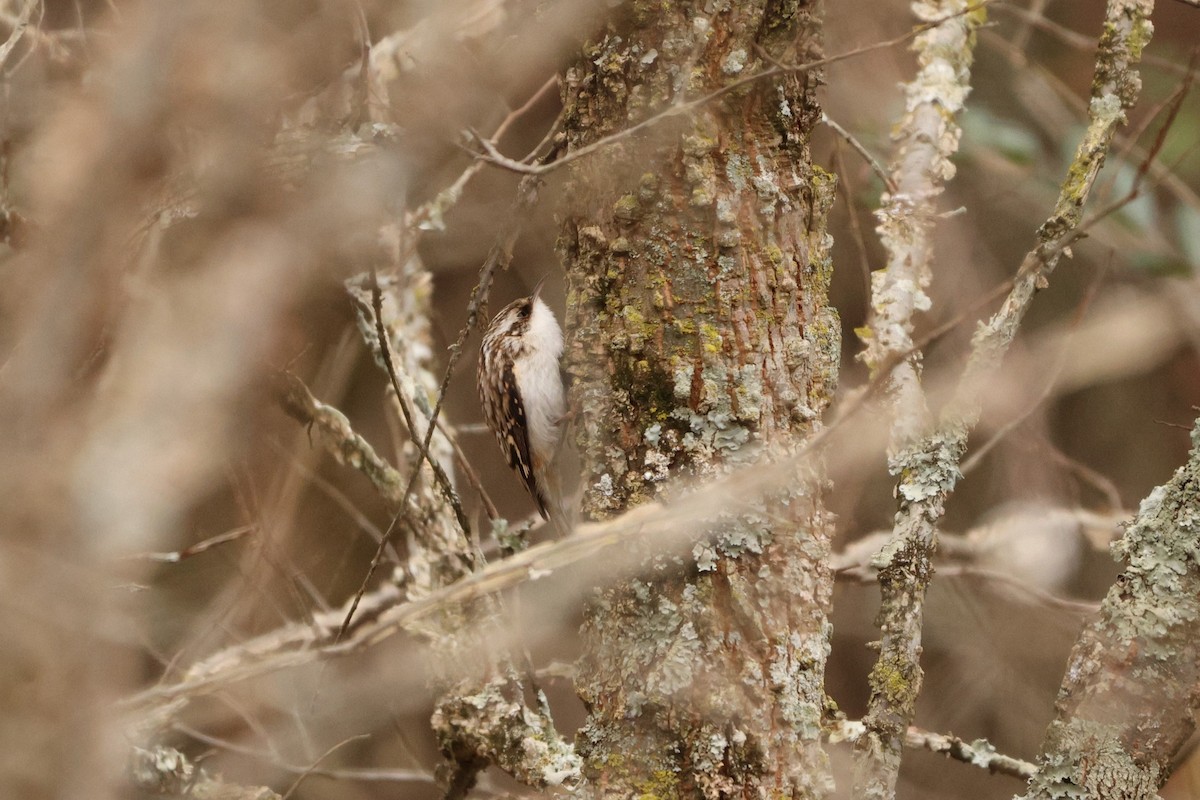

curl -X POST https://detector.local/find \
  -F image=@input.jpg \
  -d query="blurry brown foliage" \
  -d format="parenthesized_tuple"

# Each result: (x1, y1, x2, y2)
(0, 0, 1197, 798)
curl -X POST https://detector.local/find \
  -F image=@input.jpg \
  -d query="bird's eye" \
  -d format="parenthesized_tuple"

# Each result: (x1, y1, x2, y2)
(518, 304, 531, 319)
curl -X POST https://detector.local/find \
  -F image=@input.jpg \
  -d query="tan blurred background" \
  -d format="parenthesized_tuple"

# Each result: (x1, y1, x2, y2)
(0, 0, 1197, 798)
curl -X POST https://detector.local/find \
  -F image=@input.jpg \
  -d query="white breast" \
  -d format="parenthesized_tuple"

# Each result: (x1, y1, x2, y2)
(513, 297, 566, 463)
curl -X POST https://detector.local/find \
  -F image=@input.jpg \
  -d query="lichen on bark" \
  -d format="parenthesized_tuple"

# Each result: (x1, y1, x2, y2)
(1020, 418, 1200, 800)
(557, 2, 839, 796)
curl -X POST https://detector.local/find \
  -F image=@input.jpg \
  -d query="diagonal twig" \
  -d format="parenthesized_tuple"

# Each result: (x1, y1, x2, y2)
(468, 1, 996, 177)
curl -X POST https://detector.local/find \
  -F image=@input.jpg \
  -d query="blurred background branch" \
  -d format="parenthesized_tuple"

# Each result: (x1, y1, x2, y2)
(0, 0, 1195, 798)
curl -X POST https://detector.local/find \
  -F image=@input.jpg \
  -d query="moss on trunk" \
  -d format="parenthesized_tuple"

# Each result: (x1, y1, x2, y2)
(557, 3, 839, 796)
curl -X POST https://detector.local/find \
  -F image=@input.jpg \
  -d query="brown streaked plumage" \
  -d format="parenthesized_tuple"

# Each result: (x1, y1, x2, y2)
(477, 282, 566, 525)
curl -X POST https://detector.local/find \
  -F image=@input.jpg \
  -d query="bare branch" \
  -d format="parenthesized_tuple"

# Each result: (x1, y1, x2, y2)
(277, 371, 406, 507)
(121, 524, 256, 564)
(820, 113, 898, 195)
(280, 734, 371, 799)
(832, 720, 1038, 780)
(175, 724, 436, 785)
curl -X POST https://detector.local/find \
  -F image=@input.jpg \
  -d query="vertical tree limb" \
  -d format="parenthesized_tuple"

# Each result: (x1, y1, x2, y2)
(857, 0, 1153, 797)
(854, 0, 985, 794)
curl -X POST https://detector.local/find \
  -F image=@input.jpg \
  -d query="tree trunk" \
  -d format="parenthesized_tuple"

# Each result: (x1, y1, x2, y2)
(558, 3, 839, 796)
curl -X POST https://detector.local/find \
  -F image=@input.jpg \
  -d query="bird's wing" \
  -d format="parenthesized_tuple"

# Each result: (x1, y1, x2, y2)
(483, 356, 549, 520)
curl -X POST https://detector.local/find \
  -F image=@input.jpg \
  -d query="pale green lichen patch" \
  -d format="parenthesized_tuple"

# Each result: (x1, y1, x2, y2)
(1022, 719, 1158, 799)
(891, 434, 962, 501)
(671, 358, 693, 401)
(561, 1, 838, 792)
(693, 541, 718, 572)
(724, 152, 753, 191)
(733, 365, 764, 423)
(721, 47, 748, 74)
(1101, 434, 1200, 659)
(674, 408, 752, 462)
(614, 193, 643, 222)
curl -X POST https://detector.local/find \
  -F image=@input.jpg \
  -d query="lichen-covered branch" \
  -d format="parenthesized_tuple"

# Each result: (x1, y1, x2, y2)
(277, 371, 406, 506)
(854, 0, 985, 794)
(949, 0, 1152, 422)
(857, 0, 1153, 797)
(1018, 417, 1200, 799)
(903, 727, 1037, 781)
(859, 0, 984, 447)
(129, 745, 282, 800)
(832, 720, 1037, 780)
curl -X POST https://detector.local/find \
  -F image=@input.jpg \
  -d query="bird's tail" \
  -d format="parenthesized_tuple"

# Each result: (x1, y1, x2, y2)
(537, 464, 574, 537)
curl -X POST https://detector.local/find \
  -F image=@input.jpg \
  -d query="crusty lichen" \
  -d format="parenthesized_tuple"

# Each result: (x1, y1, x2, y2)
(559, 1, 836, 796)
(1021, 418, 1200, 799)
(433, 679, 583, 791)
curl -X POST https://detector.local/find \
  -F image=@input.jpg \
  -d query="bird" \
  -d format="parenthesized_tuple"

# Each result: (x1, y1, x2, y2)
(477, 278, 569, 532)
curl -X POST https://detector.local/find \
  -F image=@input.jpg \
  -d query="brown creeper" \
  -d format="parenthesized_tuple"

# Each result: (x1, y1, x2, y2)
(477, 280, 568, 528)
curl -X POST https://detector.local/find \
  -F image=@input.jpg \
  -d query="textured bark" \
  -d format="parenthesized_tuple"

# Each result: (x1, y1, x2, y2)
(558, 2, 839, 796)
(1019, 419, 1200, 800)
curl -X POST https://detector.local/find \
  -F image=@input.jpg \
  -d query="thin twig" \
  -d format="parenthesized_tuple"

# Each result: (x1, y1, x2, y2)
(409, 74, 558, 232)
(121, 525, 255, 563)
(175, 724, 434, 785)
(982, 25, 1200, 217)
(1045, 443, 1124, 510)
(821, 114, 898, 195)
(840, 564, 1098, 614)
(832, 720, 1039, 780)
(271, 439, 395, 552)
(995, 2, 1194, 77)
(1107, 63, 1195, 193)
(433, 413, 500, 522)
(469, 1, 995, 177)
(960, 257, 1109, 476)
(280, 734, 371, 799)
(370, 267, 470, 533)
(939, 566, 1100, 614)
(831, 140, 876, 302)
